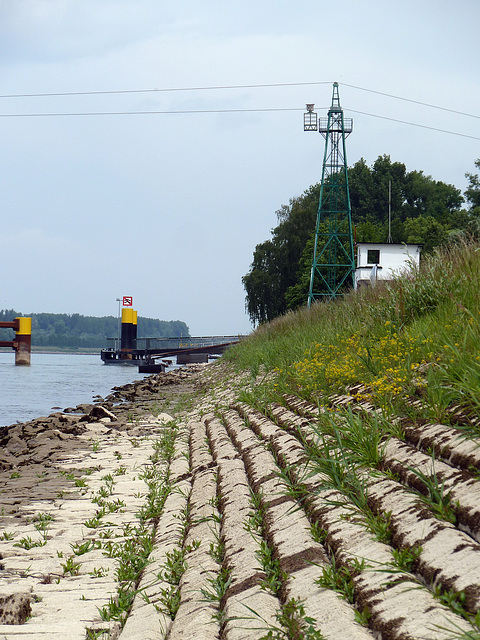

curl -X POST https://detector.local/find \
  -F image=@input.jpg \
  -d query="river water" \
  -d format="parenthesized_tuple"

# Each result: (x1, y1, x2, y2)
(0, 352, 149, 427)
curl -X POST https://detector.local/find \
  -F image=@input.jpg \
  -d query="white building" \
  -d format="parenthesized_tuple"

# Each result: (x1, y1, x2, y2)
(355, 242, 421, 289)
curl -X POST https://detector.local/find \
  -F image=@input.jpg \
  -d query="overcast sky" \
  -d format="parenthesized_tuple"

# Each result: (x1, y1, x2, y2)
(0, 0, 478, 336)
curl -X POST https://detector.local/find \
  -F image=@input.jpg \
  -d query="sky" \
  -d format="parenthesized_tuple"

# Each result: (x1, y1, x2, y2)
(0, 0, 478, 337)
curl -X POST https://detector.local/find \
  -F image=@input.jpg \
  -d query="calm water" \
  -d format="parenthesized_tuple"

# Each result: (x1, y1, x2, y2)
(0, 352, 149, 427)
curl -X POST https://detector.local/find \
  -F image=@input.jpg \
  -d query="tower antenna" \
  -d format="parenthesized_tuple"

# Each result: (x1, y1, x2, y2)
(304, 83, 355, 306)
(387, 180, 393, 243)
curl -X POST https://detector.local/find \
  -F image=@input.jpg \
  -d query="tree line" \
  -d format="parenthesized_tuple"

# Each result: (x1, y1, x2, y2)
(0, 310, 189, 349)
(243, 156, 480, 324)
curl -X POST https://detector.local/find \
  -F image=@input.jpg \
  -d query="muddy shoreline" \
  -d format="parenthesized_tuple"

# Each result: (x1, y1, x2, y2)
(0, 365, 206, 473)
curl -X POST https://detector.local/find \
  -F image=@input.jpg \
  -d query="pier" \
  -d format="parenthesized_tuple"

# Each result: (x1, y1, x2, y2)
(100, 335, 240, 369)
(101, 305, 240, 370)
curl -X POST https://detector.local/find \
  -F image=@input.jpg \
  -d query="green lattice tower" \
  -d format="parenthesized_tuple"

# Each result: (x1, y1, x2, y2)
(304, 83, 355, 306)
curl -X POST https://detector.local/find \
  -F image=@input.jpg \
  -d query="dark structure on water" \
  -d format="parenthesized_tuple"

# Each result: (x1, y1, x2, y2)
(101, 308, 239, 371)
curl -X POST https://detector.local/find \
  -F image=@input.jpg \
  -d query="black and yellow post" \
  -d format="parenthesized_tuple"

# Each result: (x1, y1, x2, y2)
(15, 317, 32, 365)
(132, 309, 138, 348)
(120, 308, 135, 359)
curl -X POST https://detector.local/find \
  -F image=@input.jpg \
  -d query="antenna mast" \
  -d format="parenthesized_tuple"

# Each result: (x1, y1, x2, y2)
(387, 180, 393, 243)
(304, 83, 355, 306)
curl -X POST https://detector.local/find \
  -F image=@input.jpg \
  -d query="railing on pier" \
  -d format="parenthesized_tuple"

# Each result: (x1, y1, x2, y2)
(104, 335, 240, 352)
(100, 335, 242, 364)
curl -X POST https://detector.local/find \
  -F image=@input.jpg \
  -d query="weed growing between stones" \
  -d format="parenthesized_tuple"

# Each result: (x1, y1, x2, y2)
(90, 630, 117, 640)
(258, 539, 286, 596)
(114, 465, 127, 476)
(101, 473, 115, 494)
(201, 563, 232, 624)
(61, 555, 82, 576)
(160, 546, 187, 600)
(428, 584, 480, 632)
(0, 530, 15, 540)
(32, 512, 53, 541)
(275, 464, 310, 506)
(83, 512, 104, 529)
(98, 521, 155, 625)
(245, 598, 326, 640)
(59, 470, 75, 480)
(407, 455, 458, 525)
(305, 428, 370, 513)
(390, 545, 422, 573)
(10, 512, 55, 550)
(156, 540, 200, 619)
(303, 420, 397, 544)
(206, 513, 223, 564)
(97, 421, 184, 628)
(245, 488, 287, 596)
(90, 566, 109, 578)
(309, 521, 328, 545)
(136, 466, 172, 522)
(155, 496, 200, 621)
(14, 535, 46, 550)
(270, 599, 326, 639)
(433, 620, 480, 640)
(243, 486, 327, 638)
(199, 469, 232, 627)
(328, 408, 398, 467)
(71, 539, 101, 556)
(315, 555, 364, 605)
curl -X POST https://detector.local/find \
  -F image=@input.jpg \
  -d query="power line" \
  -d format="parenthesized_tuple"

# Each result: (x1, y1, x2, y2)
(347, 108, 480, 140)
(0, 104, 477, 141)
(1, 79, 478, 123)
(0, 106, 305, 117)
(0, 81, 333, 100)
(341, 83, 480, 120)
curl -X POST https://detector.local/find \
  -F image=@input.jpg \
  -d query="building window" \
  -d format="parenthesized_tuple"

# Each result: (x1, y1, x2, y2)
(367, 249, 380, 264)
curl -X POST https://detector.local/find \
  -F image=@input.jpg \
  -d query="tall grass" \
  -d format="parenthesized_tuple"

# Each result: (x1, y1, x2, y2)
(224, 238, 480, 422)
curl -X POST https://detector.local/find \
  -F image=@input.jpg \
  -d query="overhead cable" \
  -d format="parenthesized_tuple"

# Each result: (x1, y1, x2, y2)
(341, 83, 480, 120)
(0, 79, 478, 122)
(347, 108, 480, 140)
(0, 81, 333, 100)
(0, 107, 306, 117)
(0, 104, 477, 140)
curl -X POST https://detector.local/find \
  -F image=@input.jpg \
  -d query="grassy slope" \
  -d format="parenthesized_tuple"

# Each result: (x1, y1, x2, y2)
(224, 238, 480, 429)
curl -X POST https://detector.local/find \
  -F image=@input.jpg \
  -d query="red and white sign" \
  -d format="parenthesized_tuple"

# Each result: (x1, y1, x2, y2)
(122, 296, 133, 307)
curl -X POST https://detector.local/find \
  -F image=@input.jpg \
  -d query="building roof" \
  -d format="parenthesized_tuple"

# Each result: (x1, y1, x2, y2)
(356, 242, 422, 247)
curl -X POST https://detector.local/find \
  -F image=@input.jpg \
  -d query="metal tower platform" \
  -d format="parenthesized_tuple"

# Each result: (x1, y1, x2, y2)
(304, 83, 355, 305)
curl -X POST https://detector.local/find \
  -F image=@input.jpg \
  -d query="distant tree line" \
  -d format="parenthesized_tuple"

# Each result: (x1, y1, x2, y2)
(0, 310, 189, 349)
(243, 156, 480, 324)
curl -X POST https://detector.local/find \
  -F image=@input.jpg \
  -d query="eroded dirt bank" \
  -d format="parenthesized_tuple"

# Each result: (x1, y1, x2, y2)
(1, 363, 480, 639)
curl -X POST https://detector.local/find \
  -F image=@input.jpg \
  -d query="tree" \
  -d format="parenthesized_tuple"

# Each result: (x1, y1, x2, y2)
(0, 310, 190, 348)
(243, 155, 469, 325)
(403, 216, 448, 253)
(465, 159, 480, 208)
(242, 186, 320, 323)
